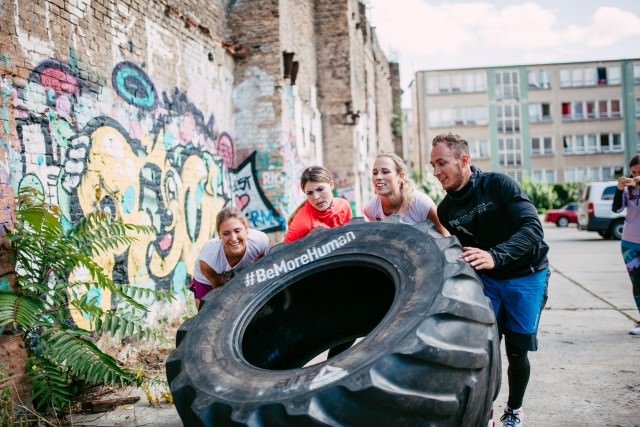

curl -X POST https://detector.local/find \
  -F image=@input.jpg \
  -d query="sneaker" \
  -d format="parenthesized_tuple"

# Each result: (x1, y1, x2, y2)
(500, 406, 523, 427)
(630, 322, 640, 335)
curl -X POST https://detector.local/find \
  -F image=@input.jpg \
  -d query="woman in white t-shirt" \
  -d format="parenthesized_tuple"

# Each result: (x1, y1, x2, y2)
(190, 206, 269, 309)
(364, 152, 449, 236)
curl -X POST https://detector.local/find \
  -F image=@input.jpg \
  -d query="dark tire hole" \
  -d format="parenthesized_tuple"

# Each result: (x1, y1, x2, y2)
(241, 262, 395, 370)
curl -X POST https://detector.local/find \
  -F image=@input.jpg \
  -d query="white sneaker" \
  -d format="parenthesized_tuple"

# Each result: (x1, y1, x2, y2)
(630, 322, 640, 335)
(500, 406, 523, 427)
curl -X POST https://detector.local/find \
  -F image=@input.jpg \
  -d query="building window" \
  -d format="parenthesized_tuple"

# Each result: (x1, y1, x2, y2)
(612, 133, 622, 151)
(528, 69, 550, 89)
(598, 100, 608, 118)
(562, 99, 621, 121)
(469, 139, 490, 159)
(575, 135, 585, 153)
(427, 106, 489, 128)
(611, 99, 621, 117)
(600, 134, 610, 152)
(529, 103, 551, 122)
(495, 70, 519, 100)
(565, 169, 575, 182)
(564, 167, 588, 183)
(560, 65, 619, 87)
(531, 170, 542, 182)
(532, 169, 556, 183)
(634, 62, 640, 83)
(563, 132, 624, 154)
(587, 134, 597, 152)
(439, 75, 450, 93)
(427, 72, 487, 94)
(560, 69, 571, 87)
(607, 66, 621, 85)
(505, 170, 523, 182)
(531, 136, 553, 156)
(497, 104, 520, 133)
(498, 137, 522, 167)
(597, 67, 607, 85)
(563, 136, 572, 154)
(545, 169, 555, 183)
(573, 102, 584, 120)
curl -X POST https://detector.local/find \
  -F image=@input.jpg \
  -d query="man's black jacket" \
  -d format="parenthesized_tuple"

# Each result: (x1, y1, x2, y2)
(437, 166, 549, 279)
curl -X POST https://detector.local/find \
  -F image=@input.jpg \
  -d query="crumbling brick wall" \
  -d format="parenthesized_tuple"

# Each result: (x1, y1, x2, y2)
(0, 0, 395, 322)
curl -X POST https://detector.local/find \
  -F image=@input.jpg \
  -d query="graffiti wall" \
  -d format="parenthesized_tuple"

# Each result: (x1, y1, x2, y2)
(0, 0, 294, 323)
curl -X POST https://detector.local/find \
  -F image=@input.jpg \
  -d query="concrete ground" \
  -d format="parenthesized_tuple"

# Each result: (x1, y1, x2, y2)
(493, 221, 640, 426)
(69, 221, 640, 426)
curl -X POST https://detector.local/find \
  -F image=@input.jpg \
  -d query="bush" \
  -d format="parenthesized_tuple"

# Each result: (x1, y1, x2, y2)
(520, 181, 583, 212)
(414, 170, 445, 205)
(0, 187, 174, 415)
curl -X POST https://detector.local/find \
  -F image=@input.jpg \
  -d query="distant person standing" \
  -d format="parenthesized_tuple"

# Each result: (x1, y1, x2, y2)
(430, 133, 549, 427)
(612, 154, 640, 335)
(283, 166, 352, 243)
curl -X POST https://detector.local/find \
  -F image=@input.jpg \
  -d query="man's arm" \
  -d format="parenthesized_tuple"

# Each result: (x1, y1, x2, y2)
(488, 177, 545, 269)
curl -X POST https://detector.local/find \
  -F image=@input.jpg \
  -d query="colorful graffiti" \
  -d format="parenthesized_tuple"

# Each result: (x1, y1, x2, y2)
(3, 57, 283, 324)
(230, 152, 285, 232)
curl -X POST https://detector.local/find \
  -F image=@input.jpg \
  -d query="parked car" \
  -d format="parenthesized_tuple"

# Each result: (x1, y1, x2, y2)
(577, 181, 625, 239)
(544, 202, 578, 227)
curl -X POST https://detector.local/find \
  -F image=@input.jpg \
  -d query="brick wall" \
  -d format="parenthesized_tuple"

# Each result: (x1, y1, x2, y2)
(0, 0, 395, 322)
(0, 0, 236, 324)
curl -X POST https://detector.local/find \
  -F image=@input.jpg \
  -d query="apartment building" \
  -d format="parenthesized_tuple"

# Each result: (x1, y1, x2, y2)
(409, 59, 640, 183)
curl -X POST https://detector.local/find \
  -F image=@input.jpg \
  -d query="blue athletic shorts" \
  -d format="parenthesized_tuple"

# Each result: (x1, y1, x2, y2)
(479, 267, 549, 351)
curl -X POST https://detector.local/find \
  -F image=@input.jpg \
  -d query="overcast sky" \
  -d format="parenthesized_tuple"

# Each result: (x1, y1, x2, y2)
(367, 0, 640, 102)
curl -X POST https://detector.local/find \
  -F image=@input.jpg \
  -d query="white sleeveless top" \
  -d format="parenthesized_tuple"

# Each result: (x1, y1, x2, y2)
(363, 191, 435, 225)
(193, 229, 269, 284)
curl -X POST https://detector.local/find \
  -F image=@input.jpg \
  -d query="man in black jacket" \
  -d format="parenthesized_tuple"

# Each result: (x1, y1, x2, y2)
(430, 133, 549, 427)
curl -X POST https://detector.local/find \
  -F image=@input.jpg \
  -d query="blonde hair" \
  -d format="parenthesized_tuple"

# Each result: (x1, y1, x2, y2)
(216, 206, 249, 234)
(375, 152, 416, 213)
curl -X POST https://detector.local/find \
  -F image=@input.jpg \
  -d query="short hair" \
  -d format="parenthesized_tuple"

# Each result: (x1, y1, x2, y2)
(300, 166, 333, 189)
(630, 154, 640, 169)
(216, 206, 249, 233)
(374, 152, 416, 213)
(432, 133, 470, 159)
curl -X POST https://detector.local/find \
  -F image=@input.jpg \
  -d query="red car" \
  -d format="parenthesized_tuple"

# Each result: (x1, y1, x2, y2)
(544, 202, 578, 227)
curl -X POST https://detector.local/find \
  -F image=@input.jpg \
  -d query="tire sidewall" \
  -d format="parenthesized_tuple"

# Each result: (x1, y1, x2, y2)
(181, 222, 446, 404)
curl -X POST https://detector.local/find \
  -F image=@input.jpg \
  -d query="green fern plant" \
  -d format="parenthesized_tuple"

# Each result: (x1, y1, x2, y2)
(0, 187, 174, 414)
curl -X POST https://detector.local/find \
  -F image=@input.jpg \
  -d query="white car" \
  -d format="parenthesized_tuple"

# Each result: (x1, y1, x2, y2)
(577, 181, 626, 239)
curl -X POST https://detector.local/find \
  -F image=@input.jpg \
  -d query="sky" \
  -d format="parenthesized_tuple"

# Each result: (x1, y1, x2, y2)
(366, 0, 640, 103)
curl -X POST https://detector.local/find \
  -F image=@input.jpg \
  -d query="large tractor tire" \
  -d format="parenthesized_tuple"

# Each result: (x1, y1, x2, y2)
(166, 220, 501, 427)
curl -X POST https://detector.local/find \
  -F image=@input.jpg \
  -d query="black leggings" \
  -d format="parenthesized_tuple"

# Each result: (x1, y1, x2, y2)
(505, 341, 530, 410)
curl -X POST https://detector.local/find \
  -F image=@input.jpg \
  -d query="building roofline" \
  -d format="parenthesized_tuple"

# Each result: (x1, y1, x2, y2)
(415, 57, 640, 74)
